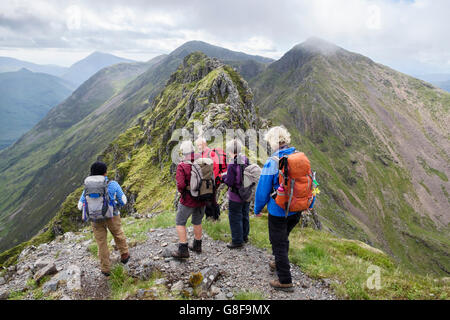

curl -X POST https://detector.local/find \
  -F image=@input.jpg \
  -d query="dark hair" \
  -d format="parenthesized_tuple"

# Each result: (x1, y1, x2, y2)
(90, 162, 107, 176)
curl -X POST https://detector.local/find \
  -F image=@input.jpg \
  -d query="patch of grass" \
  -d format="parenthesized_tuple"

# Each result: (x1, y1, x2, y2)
(8, 290, 27, 300)
(88, 243, 98, 257)
(204, 210, 449, 300)
(108, 263, 172, 300)
(234, 289, 266, 300)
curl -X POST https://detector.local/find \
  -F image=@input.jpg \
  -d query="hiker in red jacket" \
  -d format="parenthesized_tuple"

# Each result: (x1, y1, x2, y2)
(195, 137, 226, 221)
(172, 141, 206, 259)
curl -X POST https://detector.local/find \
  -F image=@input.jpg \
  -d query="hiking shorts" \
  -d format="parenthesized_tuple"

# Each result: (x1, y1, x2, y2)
(176, 203, 205, 226)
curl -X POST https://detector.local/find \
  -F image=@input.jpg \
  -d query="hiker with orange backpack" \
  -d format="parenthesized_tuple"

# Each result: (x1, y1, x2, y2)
(254, 126, 314, 292)
(195, 137, 227, 221)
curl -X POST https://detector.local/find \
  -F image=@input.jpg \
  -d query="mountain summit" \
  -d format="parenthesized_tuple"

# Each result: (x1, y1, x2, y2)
(62, 52, 135, 86)
(250, 38, 450, 275)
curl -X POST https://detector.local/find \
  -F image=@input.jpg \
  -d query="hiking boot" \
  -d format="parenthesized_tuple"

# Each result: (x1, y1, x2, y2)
(243, 238, 249, 243)
(172, 243, 189, 259)
(269, 260, 276, 272)
(121, 253, 130, 264)
(227, 242, 243, 249)
(188, 239, 202, 253)
(269, 279, 294, 292)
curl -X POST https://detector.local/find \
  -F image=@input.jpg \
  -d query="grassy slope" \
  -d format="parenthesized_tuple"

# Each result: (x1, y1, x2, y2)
(0, 62, 151, 251)
(0, 70, 74, 148)
(249, 48, 450, 276)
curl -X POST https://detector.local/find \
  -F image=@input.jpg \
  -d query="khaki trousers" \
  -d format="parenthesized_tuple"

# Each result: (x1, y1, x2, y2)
(91, 215, 128, 273)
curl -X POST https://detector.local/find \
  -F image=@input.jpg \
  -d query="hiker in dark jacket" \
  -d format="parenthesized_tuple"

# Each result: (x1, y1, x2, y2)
(222, 139, 250, 249)
(172, 141, 206, 259)
(77, 162, 130, 277)
(254, 126, 299, 292)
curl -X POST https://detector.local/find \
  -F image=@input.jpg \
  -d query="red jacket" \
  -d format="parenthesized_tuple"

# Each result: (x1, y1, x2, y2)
(200, 147, 227, 184)
(176, 153, 206, 208)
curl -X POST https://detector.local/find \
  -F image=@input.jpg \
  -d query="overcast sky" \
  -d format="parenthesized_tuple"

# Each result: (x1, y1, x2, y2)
(0, 0, 449, 75)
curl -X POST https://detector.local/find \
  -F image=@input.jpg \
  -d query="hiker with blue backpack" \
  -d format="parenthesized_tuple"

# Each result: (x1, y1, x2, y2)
(254, 126, 314, 292)
(77, 162, 130, 277)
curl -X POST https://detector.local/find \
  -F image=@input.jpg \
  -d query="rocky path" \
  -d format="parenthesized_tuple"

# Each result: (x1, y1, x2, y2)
(129, 227, 336, 300)
(0, 226, 336, 300)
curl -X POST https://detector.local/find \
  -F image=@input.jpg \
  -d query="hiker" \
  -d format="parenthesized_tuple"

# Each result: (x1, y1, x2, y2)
(195, 137, 227, 221)
(172, 141, 207, 259)
(254, 126, 313, 292)
(222, 139, 251, 249)
(77, 162, 130, 277)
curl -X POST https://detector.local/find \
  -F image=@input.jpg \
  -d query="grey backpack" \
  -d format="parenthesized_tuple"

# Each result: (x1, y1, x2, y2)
(188, 157, 215, 201)
(238, 158, 262, 202)
(82, 176, 114, 222)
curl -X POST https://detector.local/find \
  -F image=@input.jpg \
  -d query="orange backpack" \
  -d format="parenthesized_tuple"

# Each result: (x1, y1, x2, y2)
(273, 152, 314, 216)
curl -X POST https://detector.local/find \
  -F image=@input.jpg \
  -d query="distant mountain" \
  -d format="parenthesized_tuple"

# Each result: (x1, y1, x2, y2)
(415, 73, 450, 92)
(250, 37, 450, 275)
(0, 57, 68, 77)
(436, 80, 450, 92)
(170, 40, 274, 64)
(0, 68, 74, 150)
(416, 73, 450, 83)
(61, 52, 136, 86)
(0, 41, 273, 254)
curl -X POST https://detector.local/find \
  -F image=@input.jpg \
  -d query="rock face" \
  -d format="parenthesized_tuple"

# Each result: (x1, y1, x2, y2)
(96, 51, 264, 217)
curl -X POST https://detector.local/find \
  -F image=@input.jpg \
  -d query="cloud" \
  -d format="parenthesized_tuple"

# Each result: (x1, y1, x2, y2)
(0, 0, 448, 74)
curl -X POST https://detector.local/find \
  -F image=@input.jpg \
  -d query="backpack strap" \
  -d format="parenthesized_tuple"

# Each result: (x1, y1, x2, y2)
(269, 156, 280, 199)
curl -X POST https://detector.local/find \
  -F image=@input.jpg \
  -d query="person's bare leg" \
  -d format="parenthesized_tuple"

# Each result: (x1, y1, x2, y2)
(193, 224, 202, 240)
(176, 225, 187, 243)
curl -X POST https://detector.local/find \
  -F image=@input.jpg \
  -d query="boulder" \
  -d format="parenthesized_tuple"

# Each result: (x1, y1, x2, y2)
(215, 292, 227, 300)
(65, 265, 82, 291)
(33, 259, 53, 271)
(0, 289, 9, 300)
(34, 262, 57, 282)
(155, 278, 168, 285)
(42, 279, 58, 293)
(18, 246, 36, 260)
(171, 280, 184, 293)
(200, 267, 220, 290)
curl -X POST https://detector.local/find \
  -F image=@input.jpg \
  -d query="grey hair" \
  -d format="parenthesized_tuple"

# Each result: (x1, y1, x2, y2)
(179, 140, 194, 155)
(226, 139, 243, 155)
(195, 137, 207, 146)
(264, 126, 291, 151)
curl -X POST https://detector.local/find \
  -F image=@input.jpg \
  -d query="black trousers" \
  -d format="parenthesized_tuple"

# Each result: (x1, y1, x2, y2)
(205, 202, 220, 220)
(268, 213, 301, 284)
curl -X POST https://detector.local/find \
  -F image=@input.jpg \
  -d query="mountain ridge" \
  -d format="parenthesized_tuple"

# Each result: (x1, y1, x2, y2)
(249, 38, 450, 275)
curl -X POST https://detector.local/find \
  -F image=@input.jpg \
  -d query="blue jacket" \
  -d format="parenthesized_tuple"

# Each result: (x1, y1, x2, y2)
(78, 177, 126, 215)
(254, 147, 301, 217)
